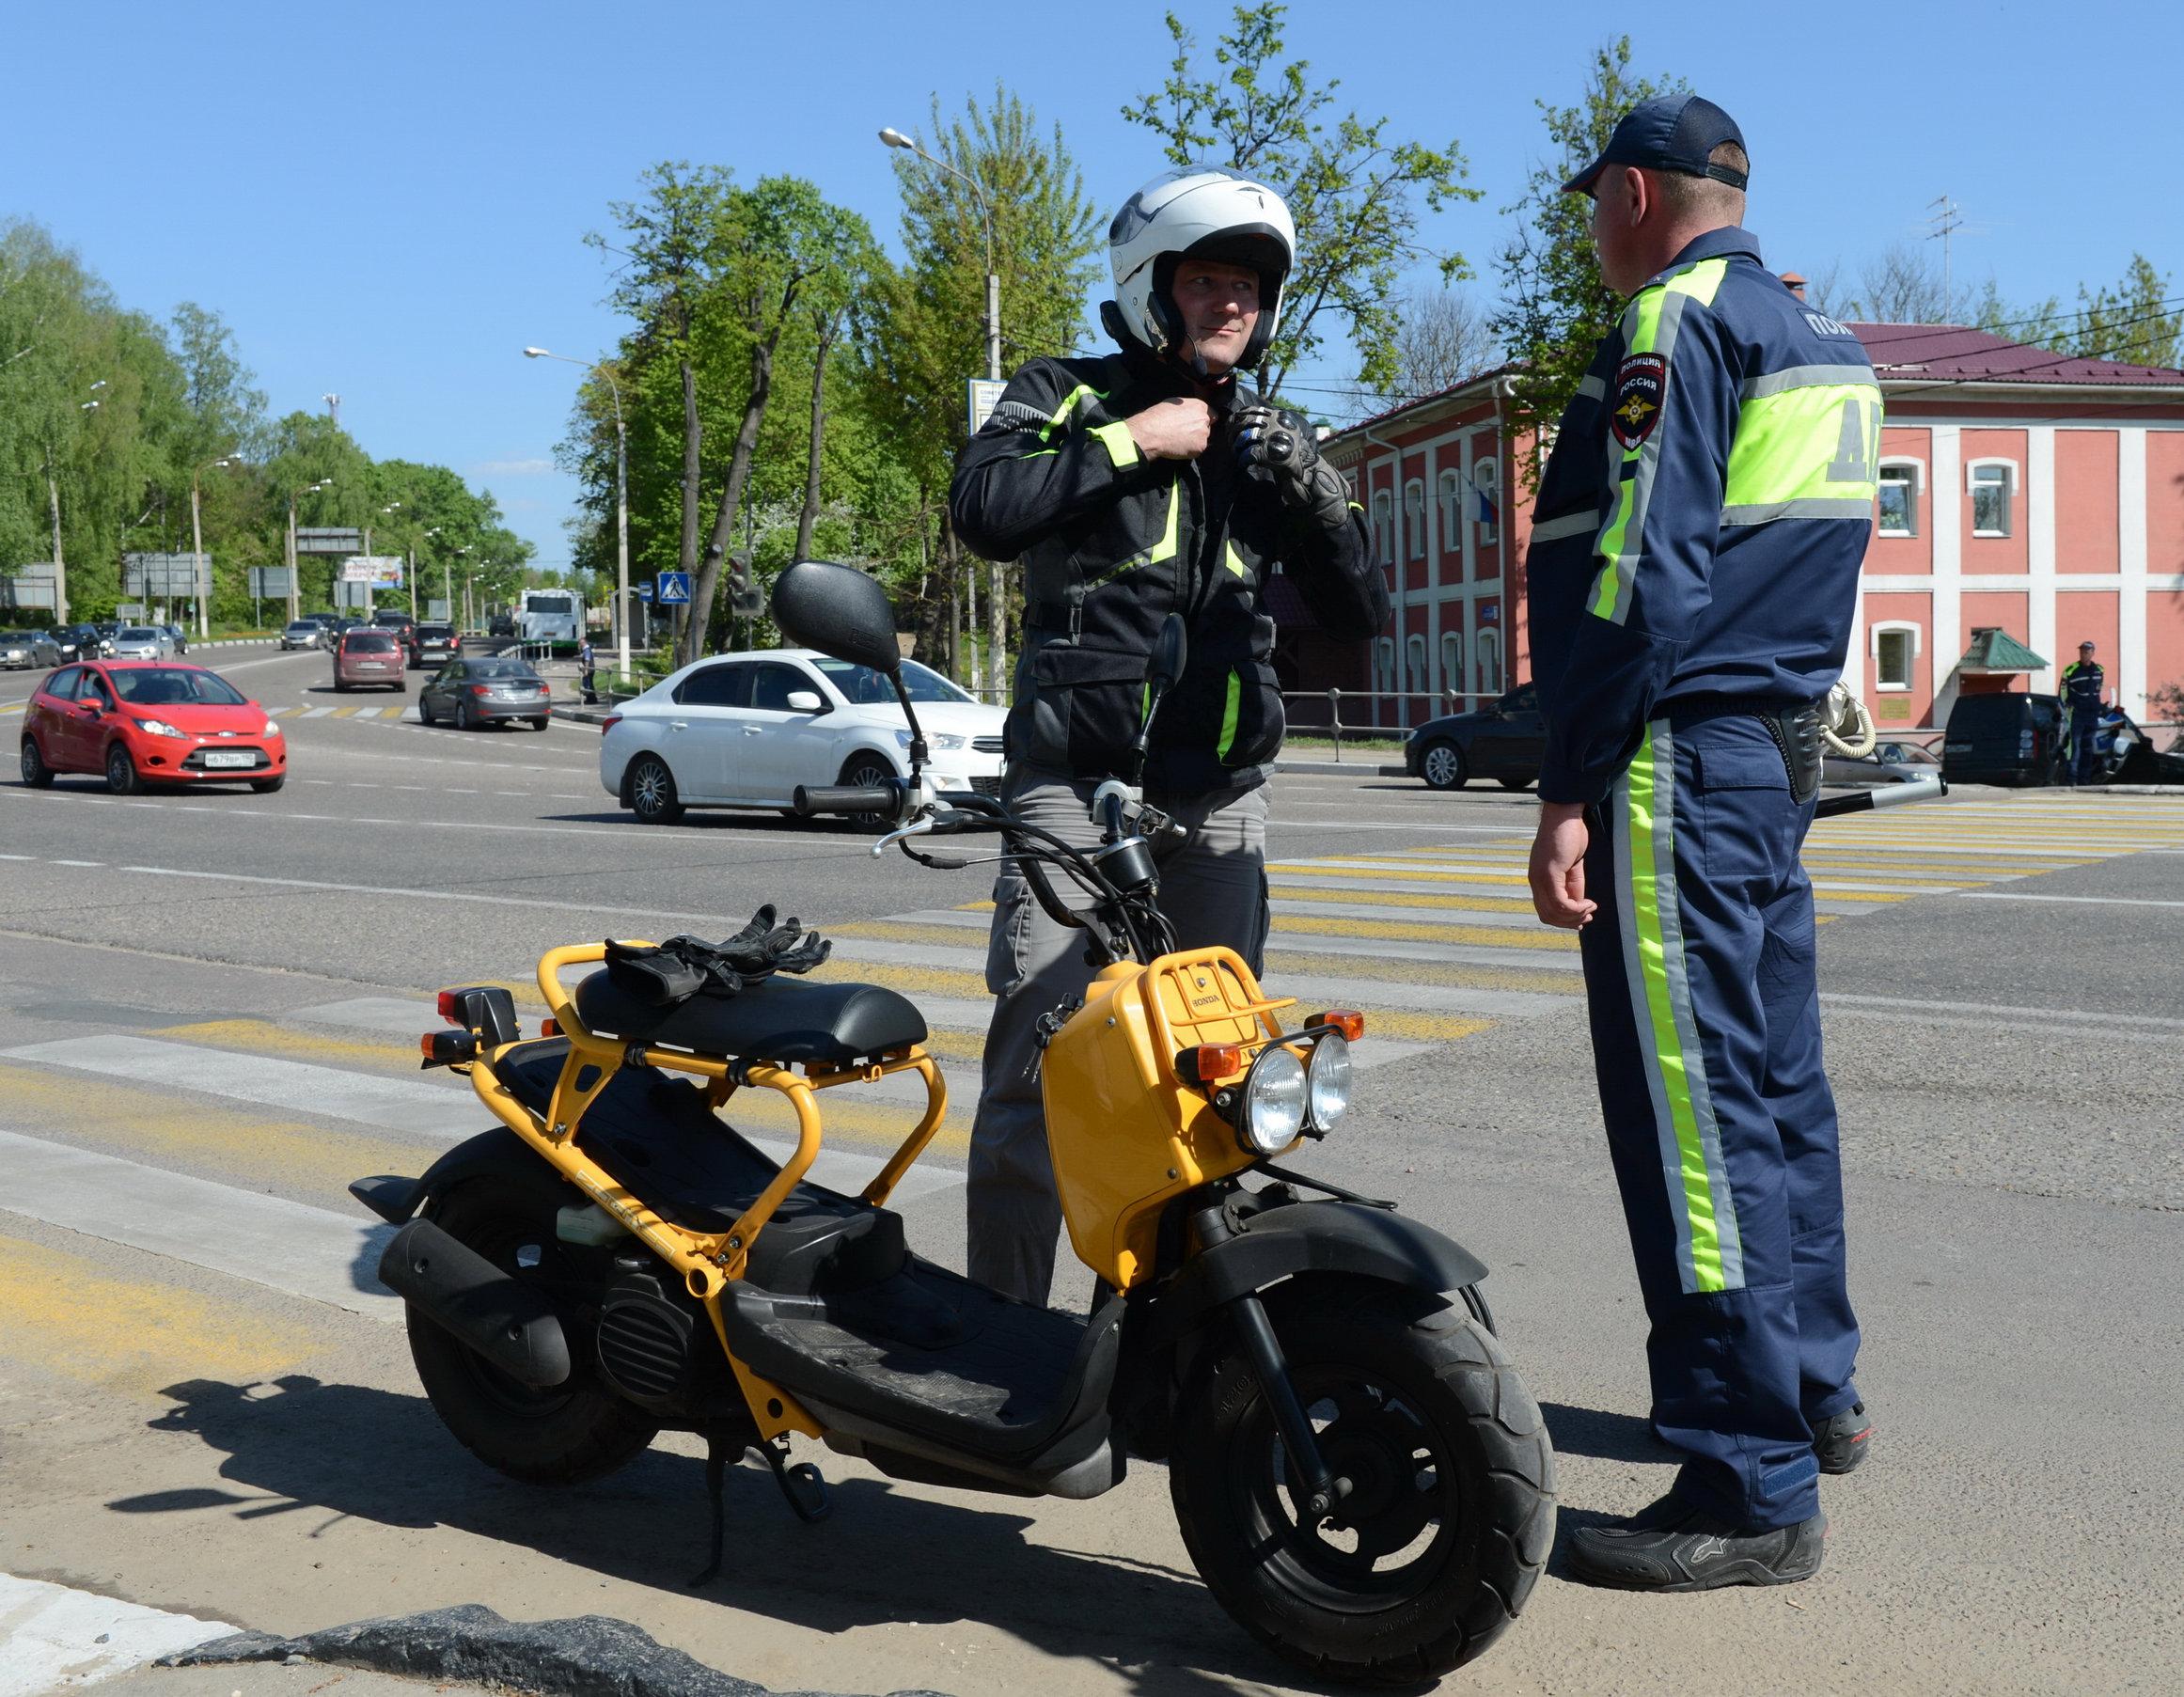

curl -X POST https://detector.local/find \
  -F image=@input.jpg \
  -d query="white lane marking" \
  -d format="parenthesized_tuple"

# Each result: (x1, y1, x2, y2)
(0, 1571, 232, 1696)
(0, 1129, 401, 1319)
(1821, 991, 2184, 1029)
(302, 706, 335, 717)
(0, 853, 30, 860)
(50, 859, 102, 867)
(1268, 819, 1532, 833)
(1953, 890, 2184, 908)
(0, 1034, 473, 1139)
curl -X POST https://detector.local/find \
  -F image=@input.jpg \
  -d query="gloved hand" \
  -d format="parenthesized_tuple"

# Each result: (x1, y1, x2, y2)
(1234, 402, 1350, 530)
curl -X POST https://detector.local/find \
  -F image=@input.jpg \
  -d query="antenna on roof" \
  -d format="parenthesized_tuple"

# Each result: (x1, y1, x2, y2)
(1925, 196, 1965, 301)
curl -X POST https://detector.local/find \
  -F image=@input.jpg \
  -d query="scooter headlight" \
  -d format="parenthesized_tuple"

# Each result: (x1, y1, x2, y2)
(1307, 1031, 1353, 1131)
(1237, 1045, 1308, 1155)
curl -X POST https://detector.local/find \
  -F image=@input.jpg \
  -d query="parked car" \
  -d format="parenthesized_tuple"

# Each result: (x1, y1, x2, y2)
(599, 649, 1007, 825)
(407, 621, 461, 669)
(1406, 683, 1546, 792)
(1821, 738, 1943, 787)
(54, 623, 106, 662)
(1942, 692, 2066, 787)
(164, 623, 190, 655)
(110, 625, 175, 661)
(418, 656, 551, 729)
(1, 630, 62, 670)
(280, 620, 324, 651)
(331, 626, 406, 692)
(19, 661, 286, 794)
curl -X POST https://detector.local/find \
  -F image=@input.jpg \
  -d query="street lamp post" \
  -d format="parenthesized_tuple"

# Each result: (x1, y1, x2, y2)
(189, 453, 240, 640)
(881, 126, 1004, 697)
(285, 479, 332, 627)
(525, 347, 631, 686)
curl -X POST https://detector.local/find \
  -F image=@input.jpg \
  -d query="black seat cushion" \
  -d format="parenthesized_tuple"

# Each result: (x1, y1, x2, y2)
(495, 1039, 905, 1295)
(573, 971, 926, 1066)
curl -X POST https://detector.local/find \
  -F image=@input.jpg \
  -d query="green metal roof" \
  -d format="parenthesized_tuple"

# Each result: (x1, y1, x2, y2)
(1958, 628, 2049, 672)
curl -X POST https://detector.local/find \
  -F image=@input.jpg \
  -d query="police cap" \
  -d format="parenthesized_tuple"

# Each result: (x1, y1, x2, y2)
(1563, 95, 1749, 196)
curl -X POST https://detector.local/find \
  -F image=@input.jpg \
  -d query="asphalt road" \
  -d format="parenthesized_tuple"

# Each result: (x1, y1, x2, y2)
(2, 643, 2179, 1697)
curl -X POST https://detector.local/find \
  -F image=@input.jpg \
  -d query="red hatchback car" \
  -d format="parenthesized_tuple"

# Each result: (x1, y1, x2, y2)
(333, 626, 406, 692)
(19, 661, 287, 794)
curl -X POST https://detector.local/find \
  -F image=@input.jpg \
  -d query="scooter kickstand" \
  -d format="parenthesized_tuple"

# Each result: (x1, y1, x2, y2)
(688, 1434, 732, 1588)
(757, 1434, 831, 1524)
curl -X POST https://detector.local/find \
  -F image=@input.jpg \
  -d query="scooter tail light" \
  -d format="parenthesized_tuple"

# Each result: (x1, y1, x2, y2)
(435, 989, 460, 1022)
(1309, 1009, 1365, 1040)
(1176, 1042, 1244, 1085)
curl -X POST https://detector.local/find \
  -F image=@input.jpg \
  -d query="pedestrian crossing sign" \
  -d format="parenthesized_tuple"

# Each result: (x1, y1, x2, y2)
(656, 572, 692, 605)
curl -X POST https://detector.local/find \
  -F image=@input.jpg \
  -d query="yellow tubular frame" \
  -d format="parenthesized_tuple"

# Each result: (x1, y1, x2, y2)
(453, 943, 950, 1442)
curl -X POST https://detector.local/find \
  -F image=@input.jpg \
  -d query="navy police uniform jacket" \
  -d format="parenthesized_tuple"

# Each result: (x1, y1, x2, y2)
(1527, 228, 1882, 804)
(951, 348, 1385, 797)
(2060, 659, 2105, 714)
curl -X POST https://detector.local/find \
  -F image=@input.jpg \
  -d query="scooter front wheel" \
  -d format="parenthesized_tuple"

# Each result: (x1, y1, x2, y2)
(1170, 1278, 1554, 1685)
(406, 1171, 658, 1485)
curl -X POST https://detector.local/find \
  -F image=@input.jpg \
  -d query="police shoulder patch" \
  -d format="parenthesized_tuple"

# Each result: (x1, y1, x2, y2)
(1611, 353, 1668, 449)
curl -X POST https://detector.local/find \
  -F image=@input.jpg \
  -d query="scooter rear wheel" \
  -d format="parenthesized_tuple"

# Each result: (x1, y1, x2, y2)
(1170, 1277, 1554, 1685)
(406, 1171, 658, 1485)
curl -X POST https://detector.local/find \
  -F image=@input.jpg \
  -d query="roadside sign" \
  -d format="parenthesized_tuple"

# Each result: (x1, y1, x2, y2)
(656, 572, 691, 605)
(635, 582, 654, 601)
(428, 598, 450, 621)
(247, 567, 292, 598)
(123, 553, 210, 597)
(967, 377, 1006, 436)
(0, 565, 58, 610)
(118, 603, 148, 620)
(341, 556, 405, 588)
(293, 527, 364, 555)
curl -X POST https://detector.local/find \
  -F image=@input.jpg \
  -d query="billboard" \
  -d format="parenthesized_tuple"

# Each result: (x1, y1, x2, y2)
(123, 553, 211, 597)
(341, 556, 405, 588)
(0, 565, 58, 610)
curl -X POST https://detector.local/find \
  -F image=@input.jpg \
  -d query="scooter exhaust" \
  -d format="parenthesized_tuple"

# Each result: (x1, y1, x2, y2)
(378, 1218, 573, 1389)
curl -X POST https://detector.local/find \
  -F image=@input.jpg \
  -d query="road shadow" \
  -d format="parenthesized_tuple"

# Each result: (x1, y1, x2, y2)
(1538, 1402, 1672, 1465)
(119, 1375, 1285, 1696)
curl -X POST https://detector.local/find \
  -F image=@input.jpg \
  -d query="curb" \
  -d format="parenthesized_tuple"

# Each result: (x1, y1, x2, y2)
(1274, 759, 1410, 778)
(552, 705, 619, 726)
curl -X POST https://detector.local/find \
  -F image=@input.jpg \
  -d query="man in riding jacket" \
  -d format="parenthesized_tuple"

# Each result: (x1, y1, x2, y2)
(1524, 97, 1878, 1590)
(950, 166, 1388, 1307)
(2060, 640, 2107, 783)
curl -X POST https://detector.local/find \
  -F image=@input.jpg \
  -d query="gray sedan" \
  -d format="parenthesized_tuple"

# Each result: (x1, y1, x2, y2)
(418, 657, 553, 730)
(1, 631, 62, 669)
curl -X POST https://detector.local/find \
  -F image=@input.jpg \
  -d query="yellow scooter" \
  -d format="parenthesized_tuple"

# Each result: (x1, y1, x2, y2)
(353, 562, 1554, 1684)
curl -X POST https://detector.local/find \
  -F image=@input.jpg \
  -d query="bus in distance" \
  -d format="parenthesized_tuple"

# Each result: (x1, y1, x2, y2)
(517, 589, 583, 652)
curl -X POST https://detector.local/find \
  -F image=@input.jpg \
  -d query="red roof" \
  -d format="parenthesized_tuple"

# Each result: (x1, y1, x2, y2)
(1852, 323, 2184, 387)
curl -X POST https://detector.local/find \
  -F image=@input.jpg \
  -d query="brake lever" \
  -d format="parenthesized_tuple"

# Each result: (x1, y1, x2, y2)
(872, 814, 938, 856)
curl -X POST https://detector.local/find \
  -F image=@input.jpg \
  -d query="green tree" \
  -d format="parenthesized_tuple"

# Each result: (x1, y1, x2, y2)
(2071, 254, 2180, 369)
(1490, 38, 1687, 474)
(1123, 3, 1477, 397)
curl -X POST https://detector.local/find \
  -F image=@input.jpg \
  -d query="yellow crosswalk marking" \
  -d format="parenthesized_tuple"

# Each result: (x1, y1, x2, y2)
(1273, 913, 1579, 951)
(0, 1232, 315, 1391)
(331, 706, 362, 717)
(151, 1017, 413, 1070)
(1271, 884, 1534, 914)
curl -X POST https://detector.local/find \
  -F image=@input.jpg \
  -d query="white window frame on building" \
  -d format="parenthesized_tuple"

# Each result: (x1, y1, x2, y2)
(1475, 628, 1502, 696)
(1877, 457, 1923, 538)
(1437, 469, 1464, 548)
(1374, 636, 1396, 695)
(1872, 621, 1921, 692)
(1406, 632, 1428, 695)
(1370, 489, 1394, 563)
(1966, 458, 2017, 539)
(1404, 479, 1426, 560)
(1440, 630, 1464, 703)
(1471, 457, 1500, 545)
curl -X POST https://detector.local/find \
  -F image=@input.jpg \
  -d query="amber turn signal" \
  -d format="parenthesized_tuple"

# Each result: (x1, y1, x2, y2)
(539, 1018, 560, 1038)
(419, 1029, 479, 1067)
(1308, 1009, 1365, 1040)
(1176, 1042, 1244, 1085)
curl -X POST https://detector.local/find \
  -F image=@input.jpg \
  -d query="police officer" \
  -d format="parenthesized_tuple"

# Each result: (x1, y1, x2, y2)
(1524, 96, 1877, 1590)
(951, 166, 1388, 1306)
(2061, 640, 2107, 782)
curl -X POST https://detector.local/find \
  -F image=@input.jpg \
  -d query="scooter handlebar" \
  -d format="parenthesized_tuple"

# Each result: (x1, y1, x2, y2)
(793, 782, 903, 819)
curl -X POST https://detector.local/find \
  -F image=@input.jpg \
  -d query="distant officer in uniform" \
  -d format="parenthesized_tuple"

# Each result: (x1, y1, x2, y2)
(2060, 640, 2107, 783)
(951, 167, 1388, 1307)
(1524, 96, 1878, 1590)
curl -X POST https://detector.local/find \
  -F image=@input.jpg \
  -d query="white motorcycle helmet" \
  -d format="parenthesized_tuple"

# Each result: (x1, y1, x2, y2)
(1101, 165, 1296, 371)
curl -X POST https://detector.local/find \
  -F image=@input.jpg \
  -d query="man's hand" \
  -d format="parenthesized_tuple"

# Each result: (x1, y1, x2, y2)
(1529, 800, 1596, 930)
(1234, 402, 1350, 528)
(1125, 397, 1214, 461)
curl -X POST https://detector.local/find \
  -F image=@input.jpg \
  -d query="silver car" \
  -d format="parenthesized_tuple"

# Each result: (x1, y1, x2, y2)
(280, 620, 323, 651)
(0, 631, 62, 670)
(110, 625, 174, 661)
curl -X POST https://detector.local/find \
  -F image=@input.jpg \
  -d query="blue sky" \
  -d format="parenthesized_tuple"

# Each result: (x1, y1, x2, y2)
(5, 1, 2171, 573)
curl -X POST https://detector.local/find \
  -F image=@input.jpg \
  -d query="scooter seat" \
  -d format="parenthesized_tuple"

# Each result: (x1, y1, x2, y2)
(573, 971, 926, 1067)
(495, 1038, 906, 1295)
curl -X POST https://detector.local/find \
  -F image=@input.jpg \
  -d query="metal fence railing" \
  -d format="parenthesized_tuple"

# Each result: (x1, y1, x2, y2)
(1280, 689, 1497, 760)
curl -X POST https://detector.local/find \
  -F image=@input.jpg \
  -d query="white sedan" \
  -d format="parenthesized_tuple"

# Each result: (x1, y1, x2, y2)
(599, 649, 1007, 825)
(109, 625, 177, 661)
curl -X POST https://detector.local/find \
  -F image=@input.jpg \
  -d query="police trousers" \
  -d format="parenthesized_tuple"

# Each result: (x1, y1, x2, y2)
(967, 766, 1271, 1307)
(1578, 713, 1862, 1530)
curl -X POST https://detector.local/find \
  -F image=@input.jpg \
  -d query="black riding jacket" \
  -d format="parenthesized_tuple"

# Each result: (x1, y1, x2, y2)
(951, 347, 1385, 796)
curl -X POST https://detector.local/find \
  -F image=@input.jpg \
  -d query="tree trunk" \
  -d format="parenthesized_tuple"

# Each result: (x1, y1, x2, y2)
(677, 355, 700, 656)
(683, 328, 783, 668)
(793, 320, 837, 563)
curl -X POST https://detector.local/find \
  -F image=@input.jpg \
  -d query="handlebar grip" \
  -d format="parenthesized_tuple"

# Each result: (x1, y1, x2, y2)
(793, 782, 902, 818)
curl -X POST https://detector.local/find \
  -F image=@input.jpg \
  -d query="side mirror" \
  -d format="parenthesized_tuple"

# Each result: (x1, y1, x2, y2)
(772, 561, 901, 675)
(784, 690, 824, 714)
(1149, 613, 1187, 698)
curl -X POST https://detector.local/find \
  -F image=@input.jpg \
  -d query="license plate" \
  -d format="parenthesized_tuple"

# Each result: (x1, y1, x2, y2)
(203, 750, 256, 769)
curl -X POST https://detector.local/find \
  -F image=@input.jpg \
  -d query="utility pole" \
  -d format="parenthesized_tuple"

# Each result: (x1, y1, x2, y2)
(1925, 195, 1965, 303)
(323, 392, 341, 428)
(189, 455, 237, 641)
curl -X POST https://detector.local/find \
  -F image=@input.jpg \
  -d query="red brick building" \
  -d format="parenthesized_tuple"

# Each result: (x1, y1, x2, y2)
(1307, 320, 2184, 732)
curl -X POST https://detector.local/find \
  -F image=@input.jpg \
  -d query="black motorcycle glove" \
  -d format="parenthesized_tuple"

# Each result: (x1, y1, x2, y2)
(1234, 402, 1351, 532)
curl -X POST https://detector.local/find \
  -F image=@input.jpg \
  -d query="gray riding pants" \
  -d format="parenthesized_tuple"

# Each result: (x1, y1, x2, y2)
(966, 767, 1270, 1306)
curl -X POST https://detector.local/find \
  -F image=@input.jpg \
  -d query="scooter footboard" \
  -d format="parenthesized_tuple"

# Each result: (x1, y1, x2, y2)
(1150, 1199, 1489, 1346)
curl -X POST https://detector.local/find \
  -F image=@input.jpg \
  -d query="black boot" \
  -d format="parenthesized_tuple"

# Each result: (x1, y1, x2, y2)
(1569, 1494, 1825, 1592)
(1813, 1401, 1874, 1475)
